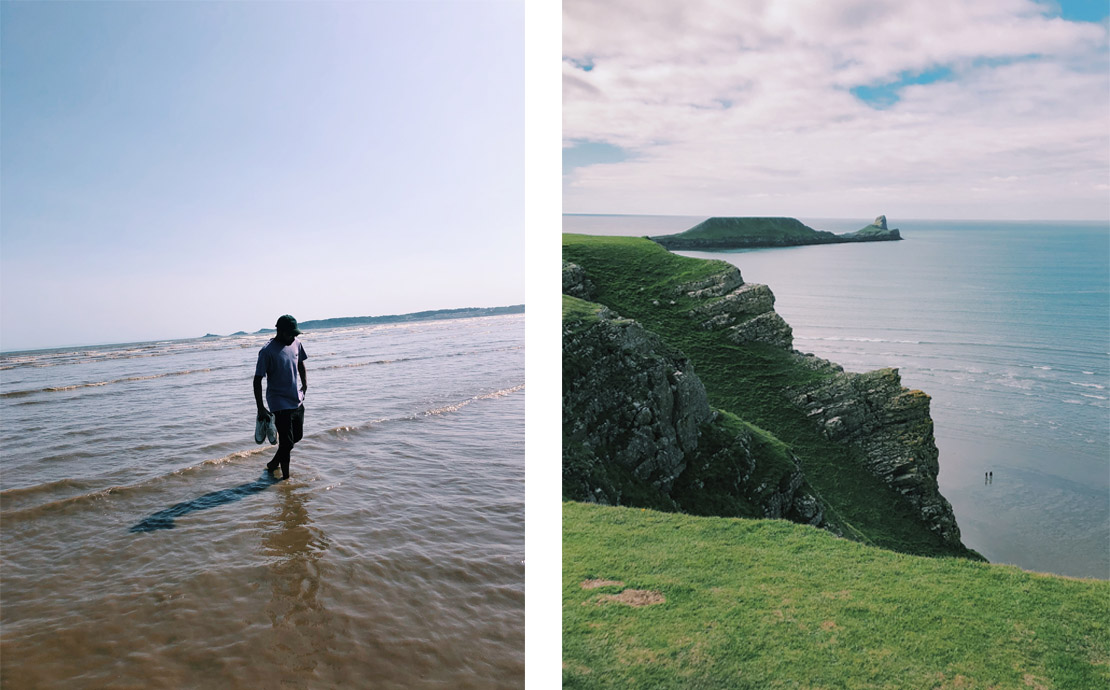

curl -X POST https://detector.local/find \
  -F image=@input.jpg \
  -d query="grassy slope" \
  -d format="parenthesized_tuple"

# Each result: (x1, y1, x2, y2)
(564, 502, 1110, 690)
(562, 294, 605, 330)
(563, 233, 973, 558)
(654, 217, 835, 242)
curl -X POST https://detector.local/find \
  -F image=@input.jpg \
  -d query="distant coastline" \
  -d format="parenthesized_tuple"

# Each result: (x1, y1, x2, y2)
(650, 215, 901, 250)
(201, 304, 525, 339)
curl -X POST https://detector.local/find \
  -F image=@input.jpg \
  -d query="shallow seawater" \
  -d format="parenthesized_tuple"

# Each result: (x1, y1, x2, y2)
(565, 215, 1109, 579)
(1, 315, 524, 688)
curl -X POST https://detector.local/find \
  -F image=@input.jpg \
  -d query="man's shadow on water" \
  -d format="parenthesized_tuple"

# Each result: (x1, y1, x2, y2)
(130, 471, 282, 533)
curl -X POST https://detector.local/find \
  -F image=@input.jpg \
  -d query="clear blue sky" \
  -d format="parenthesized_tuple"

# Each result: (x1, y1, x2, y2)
(1, 0, 523, 351)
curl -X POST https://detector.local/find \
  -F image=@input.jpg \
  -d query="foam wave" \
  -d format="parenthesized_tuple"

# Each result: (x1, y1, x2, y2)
(315, 345, 522, 372)
(1070, 381, 1106, 390)
(0, 477, 102, 503)
(797, 335, 922, 345)
(317, 358, 411, 371)
(322, 384, 525, 435)
(0, 367, 226, 398)
(423, 384, 526, 416)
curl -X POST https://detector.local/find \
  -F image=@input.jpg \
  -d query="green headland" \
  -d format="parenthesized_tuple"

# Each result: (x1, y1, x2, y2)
(562, 233, 1108, 688)
(650, 215, 901, 250)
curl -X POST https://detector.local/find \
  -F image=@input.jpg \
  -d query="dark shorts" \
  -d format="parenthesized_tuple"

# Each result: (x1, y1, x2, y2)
(275, 405, 305, 448)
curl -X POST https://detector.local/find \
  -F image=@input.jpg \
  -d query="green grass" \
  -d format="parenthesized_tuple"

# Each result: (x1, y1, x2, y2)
(563, 294, 606, 332)
(562, 233, 975, 559)
(564, 502, 1110, 690)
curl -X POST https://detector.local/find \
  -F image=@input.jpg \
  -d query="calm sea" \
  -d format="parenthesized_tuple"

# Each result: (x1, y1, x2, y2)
(565, 214, 1110, 579)
(0, 314, 524, 688)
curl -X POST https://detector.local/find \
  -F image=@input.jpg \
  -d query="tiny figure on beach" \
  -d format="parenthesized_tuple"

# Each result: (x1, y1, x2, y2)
(254, 315, 308, 480)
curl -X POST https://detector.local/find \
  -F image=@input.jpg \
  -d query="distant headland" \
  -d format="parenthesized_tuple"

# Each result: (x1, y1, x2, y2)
(650, 215, 901, 250)
(200, 304, 524, 339)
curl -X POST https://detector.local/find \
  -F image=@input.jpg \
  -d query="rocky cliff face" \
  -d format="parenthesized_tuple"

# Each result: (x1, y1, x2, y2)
(563, 261, 596, 301)
(786, 356, 963, 545)
(676, 266, 794, 349)
(566, 253, 964, 547)
(675, 263, 960, 543)
(563, 297, 824, 525)
(563, 302, 712, 495)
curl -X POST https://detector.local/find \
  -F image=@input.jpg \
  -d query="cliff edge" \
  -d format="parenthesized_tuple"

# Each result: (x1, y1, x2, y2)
(563, 234, 975, 559)
(563, 293, 825, 526)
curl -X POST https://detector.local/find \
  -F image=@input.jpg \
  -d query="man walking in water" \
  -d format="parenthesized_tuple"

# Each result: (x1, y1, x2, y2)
(254, 315, 308, 480)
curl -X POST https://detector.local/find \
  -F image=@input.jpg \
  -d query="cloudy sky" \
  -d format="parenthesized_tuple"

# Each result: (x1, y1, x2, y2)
(563, 0, 1109, 220)
(1, 1, 522, 351)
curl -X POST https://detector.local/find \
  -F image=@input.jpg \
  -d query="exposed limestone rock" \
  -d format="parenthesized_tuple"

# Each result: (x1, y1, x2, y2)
(563, 305, 713, 497)
(725, 312, 793, 349)
(563, 261, 596, 300)
(676, 264, 744, 298)
(693, 283, 776, 328)
(874, 215, 888, 231)
(788, 362, 962, 546)
(563, 301, 824, 526)
(681, 266, 794, 348)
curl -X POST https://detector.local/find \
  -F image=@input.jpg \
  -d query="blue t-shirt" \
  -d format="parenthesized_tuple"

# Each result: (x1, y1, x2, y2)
(255, 338, 308, 412)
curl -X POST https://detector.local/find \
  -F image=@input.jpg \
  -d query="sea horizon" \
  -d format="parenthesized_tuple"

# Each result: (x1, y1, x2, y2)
(0, 303, 526, 356)
(564, 212, 1110, 223)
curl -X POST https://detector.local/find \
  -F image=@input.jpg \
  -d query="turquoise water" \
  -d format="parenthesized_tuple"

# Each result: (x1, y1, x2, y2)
(565, 215, 1110, 579)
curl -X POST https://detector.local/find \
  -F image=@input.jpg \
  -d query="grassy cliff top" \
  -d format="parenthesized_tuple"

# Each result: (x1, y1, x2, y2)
(563, 233, 975, 559)
(564, 501, 1110, 690)
(564, 233, 733, 285)
(652, 217, 835, 242)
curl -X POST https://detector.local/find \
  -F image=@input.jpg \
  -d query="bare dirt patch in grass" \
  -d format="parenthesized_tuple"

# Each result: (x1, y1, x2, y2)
(1023, 674, 1048, 690)
(581, 579, 625, 589)
(600, 589, 666, 607)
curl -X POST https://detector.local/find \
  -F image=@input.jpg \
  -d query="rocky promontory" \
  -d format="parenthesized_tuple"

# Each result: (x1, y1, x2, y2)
(787, 357, 962, 546)
(562, 234, 975, 559)
(651, 215, 901, 250)
(563, 290, 825, 526)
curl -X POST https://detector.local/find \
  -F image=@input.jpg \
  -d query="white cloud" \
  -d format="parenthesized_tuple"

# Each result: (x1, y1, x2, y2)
(563, 0, 1110, 218)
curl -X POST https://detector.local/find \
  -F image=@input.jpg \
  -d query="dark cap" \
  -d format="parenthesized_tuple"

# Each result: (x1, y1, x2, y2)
(276, 314, 302, 335)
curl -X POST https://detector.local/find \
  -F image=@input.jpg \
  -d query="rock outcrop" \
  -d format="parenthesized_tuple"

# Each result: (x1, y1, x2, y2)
(677, 267, 793, 349)
(563, 296, 825, 525)
(665, 263, 960, 542)
(787, 355, 962, 546)
(563, 302, 712, 495)
(563, 261, 596, 300)
(838, 215, 902, 241)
